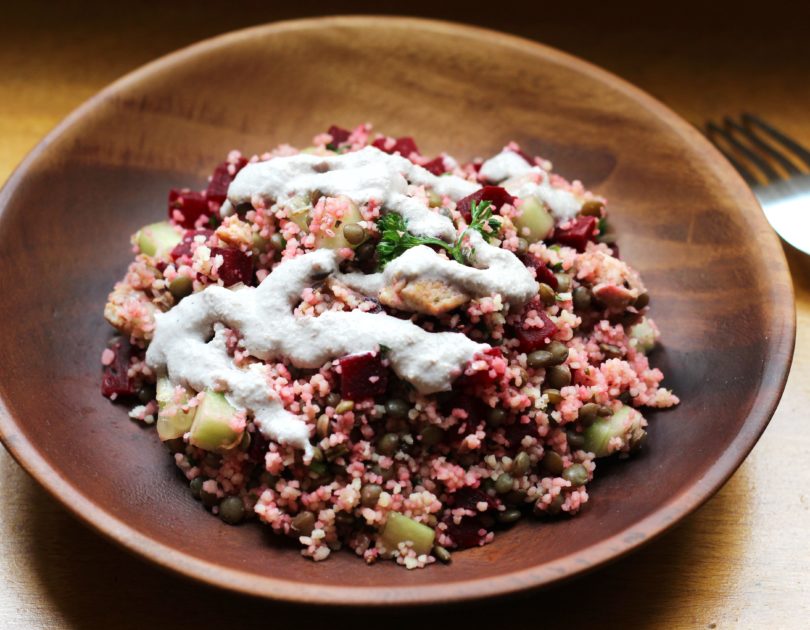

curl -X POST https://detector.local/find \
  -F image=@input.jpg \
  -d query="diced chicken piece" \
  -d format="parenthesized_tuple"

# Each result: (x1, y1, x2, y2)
(380, 278, 469, 315)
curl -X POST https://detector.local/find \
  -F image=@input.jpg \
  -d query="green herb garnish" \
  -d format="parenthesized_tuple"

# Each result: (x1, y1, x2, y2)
(375, 200, 500, 269)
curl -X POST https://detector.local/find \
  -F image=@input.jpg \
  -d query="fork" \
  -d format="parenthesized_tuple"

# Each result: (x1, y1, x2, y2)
(705, 113, 810, 255)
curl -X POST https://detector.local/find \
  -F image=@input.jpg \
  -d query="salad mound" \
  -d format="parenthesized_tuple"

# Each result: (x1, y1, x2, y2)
(101, 124, 677, 569)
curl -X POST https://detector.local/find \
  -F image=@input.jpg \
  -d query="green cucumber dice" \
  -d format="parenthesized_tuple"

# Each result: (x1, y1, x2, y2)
(583, 406, 646, 457)
(188, 390, 243, 453)
(155, 377, 196, 441)
(515, 196, 554, 243)
(380, 512, 435, 555)
(134, 221, 182, 258)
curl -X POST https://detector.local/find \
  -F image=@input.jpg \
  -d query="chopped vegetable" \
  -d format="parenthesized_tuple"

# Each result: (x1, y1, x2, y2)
(155, 376, 196, 441)
(188, 390, 243, 452)
(583, 405, 647, 457)
(134, 221, 182, 258)
(380, 512, 435, 555)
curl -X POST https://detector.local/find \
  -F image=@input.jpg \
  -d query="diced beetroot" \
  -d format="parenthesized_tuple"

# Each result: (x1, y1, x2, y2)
(247, 431, 270, 465)
(205, 158, 248, 204)
(456, 347, 503, 390)
(101, 340, 136, 399)
(552, 216, 598, 252)
(327, 125, 351, 146)
(440, 393, 486, 446)
(513, 307, 558, 352)
(504, 419, 540, 449)
(339, 352, 388, 400)
(519, 254, 558, 289)
(170, 229, 215, 260)
(441, 487, 501, 549)
(168, 189, 210, 228)
(372, 136, 420, 157)
(210, 247, 253, 286)
(421, 156, 447, 176)
(449, 486, 500, 512)
(456, 186, 516, 223)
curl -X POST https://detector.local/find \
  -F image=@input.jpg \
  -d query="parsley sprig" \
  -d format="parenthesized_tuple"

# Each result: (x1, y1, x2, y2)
(376, 200, 500, 268)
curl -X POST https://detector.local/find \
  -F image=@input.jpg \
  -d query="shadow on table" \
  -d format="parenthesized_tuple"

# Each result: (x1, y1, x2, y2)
(19, 461, 751, 630)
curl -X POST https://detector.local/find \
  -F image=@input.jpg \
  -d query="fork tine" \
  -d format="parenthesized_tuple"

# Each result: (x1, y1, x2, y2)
(742, 113, 810, 169)
(706, 121, 776, 183)
(724, 117, 801, 175)
(705, 122, 758, 185)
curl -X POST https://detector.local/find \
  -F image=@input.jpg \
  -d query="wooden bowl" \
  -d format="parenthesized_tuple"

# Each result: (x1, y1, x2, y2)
(0, 17, 794, 605)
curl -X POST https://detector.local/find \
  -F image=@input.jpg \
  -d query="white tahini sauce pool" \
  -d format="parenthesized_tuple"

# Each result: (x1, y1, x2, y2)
(147, 146, 545, 453)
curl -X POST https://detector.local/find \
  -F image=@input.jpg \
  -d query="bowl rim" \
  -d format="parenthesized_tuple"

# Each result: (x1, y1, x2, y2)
(0, 15, 796, 606)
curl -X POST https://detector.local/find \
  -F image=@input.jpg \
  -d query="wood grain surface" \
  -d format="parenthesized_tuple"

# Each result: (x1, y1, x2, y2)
(1, 1, 808, 627)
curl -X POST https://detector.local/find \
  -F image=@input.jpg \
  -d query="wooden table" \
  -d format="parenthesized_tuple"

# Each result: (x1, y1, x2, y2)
(2, 2, 808, 627)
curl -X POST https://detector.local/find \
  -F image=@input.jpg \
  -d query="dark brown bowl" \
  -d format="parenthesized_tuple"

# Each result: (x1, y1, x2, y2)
(0, 16, 795, 605)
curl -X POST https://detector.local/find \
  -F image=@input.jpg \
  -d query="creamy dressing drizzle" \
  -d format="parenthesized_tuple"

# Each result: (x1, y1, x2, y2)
(480, 149, 582, 222)
(148, 146, 542, 453)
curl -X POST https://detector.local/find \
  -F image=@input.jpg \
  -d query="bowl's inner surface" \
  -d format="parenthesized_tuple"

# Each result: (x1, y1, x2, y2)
(0, 19, 790, 600)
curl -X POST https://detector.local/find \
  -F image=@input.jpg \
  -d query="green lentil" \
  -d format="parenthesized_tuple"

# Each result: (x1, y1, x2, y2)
(487, 407, 507, 427)
(634, 292, 650, 309)
(377, 433, 400, 456)
(544, 388, 563, 405)
(527, 350, 554, 368)
(598, 405, 613, 417)
(310, 446, 324, 462)
(538, 282, 556, 306)
(600, 342, 623, 359)
(326, 443, 349, 462)
(562, 463, 589, 486)
(219, 496, 245, 525)
(516, 237, 529, 254)
(578, 402, 601, 425)
(137, 384, 156, 404)
(342, 223, 366, 246)
(546, 340, 569, 365)
(495, 473, 514, 495)
(542, 450, 565, 476)
(385, 398, 410, 419)
(580, 200, 605, 217)
(269, 233, 285, 252)
(189, 477, 204, 500)
(433, 545, 452, 564)
(291, 511, 316, 536)
(554, 273, 572, 292)
(546, 364, 571, 389)
(497, 509, 522, 525)
(572, 286, 592, 311)
(504, 489, 527, 506)
(335, 400, 354, 414)
(567, 429, 586, 450)
(356, 241, 376, 262)
(420, 425, 444, 446)
(361, 484, 383, 507)
(316, 414, 330, 438)
(325, 392, 341, 408)
(335, 512, 355, 528)
(512, 451, 531, 477)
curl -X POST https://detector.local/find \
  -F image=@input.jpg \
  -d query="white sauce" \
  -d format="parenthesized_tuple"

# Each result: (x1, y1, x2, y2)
(149, 146, 543, 453)
(480, 149, 582, 222)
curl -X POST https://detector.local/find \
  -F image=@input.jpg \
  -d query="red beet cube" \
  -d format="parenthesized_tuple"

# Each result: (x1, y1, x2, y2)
(421, 156, 447, 176)
(372, 136, 420, 157)
(211, 247, 253, 286)
(504, 418, 540, 450)
(441, 487, 500, 549)
(205, 158, 248, 204)
(457, 347, 503, 390)
(552, 216, 597, 252)
(339, 352, 388, 400)
(514, 309, 558, 352)
(170, 229, 215, 260)
(327, 125, 351, 146)
(456, 186, 516, 222)
(168, 189, 210, 228)
(101, 340, 136, 398)
(520, 254, 558, 289)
